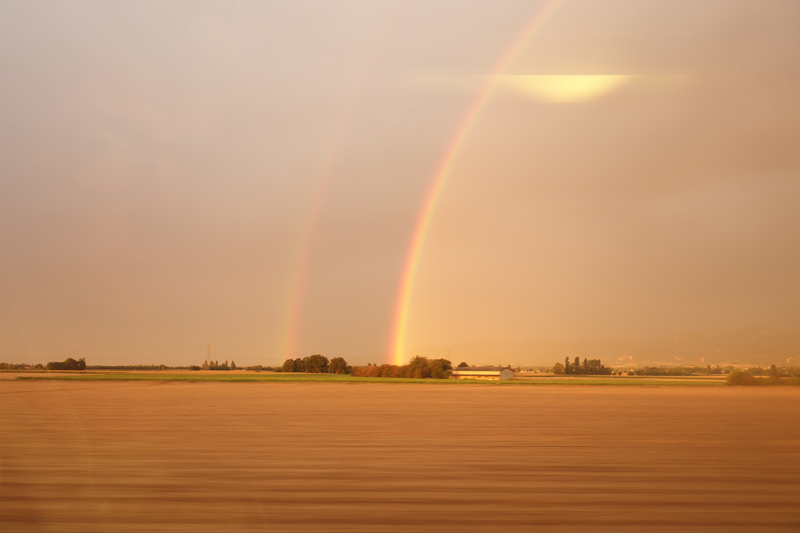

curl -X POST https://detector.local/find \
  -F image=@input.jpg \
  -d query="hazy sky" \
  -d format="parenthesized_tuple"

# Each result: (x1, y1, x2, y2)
(1, 0, 799, 366)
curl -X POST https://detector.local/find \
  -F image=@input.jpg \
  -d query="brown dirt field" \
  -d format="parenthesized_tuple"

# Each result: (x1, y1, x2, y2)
(1, 382, 799, 532)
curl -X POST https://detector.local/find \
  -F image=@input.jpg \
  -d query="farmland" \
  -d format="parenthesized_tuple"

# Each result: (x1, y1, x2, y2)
(4, 370, 729, 387)
(2, 379, 799, 532)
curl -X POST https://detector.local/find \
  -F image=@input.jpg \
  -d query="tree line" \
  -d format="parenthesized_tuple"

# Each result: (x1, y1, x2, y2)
(201, 360, 237, 371)
(352, 356, 453, 379)
(280, 355, 350, 374)
(744, 365, 800, 377)
(626, 366, 724, 376)
(552, 359, 737, 376)
(91, 364, 172, 370)
(1, 360, 211, 371)
(2, 357, 90, 371)
(727, 365, 800, 386)
(553, 357, 612, 375)
(0, 362, 45, 370)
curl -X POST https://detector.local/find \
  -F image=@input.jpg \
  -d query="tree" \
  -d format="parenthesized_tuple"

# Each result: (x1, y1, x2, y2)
(586, 359, 605, 374)
(554, 358, 612, 375)
(46, 358, 86, 371)
(329, 357, 348, 374)
(438, 359, 453, 371)
(408, 356, 426, 369)
(282, 359, 296, 372)
(457, 362, 468, 368)
(304, 354, 329, 373)
(414, 365, 431, 379)
(294, 358, 305, 372)
(230, 361, 236, 370)
(429, 359, 446, 379)
(408, 356, 431, 378)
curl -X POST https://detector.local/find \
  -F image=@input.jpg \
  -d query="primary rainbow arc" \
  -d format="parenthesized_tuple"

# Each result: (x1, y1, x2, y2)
(389, 0, 563, 365)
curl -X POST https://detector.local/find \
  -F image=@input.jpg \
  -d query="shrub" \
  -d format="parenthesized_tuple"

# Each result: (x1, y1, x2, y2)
(726, 370, 760, 386)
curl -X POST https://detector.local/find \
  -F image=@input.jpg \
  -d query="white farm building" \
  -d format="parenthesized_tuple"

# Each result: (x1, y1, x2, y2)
(451, 367, 515, 381)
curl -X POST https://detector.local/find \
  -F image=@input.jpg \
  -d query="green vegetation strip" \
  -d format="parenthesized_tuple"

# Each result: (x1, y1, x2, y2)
(15, 373, 725, 386)
(508, 378, 724, 387)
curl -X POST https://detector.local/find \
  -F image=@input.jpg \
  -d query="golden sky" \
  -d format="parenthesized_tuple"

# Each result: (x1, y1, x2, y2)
(1, 0, 799, 366)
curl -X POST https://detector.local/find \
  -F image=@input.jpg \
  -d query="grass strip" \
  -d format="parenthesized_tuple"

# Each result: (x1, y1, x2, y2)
(15, 373, 725, 386)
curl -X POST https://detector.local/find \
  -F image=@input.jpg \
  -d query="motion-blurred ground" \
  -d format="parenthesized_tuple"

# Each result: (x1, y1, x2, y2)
(1, 381, 798, 532)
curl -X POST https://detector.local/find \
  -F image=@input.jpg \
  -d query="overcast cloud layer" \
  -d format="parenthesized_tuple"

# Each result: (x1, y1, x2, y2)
(1, 0, 799, 366)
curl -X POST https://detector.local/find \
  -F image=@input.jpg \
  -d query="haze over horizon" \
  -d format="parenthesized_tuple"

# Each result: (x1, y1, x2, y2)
(1, 0, 799, 367)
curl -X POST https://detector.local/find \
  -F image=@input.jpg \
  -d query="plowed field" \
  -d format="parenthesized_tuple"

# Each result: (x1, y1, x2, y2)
(2, 381, 798, 532)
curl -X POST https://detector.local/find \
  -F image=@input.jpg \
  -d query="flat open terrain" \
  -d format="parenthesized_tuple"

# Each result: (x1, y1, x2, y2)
(2, 370, 729, 386)
(2, 381, 799, 532)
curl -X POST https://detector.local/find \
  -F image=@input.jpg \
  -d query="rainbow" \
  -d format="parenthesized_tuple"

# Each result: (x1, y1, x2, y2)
(280, 6, 407, 358)
(388, 0, 563, 365)
(280, 135, 344, 359)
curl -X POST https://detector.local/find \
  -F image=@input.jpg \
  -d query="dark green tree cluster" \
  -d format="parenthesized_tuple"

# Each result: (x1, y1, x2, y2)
(328, 357, 349, 374)
(352, 356, 452, 379)
(203, 360, 231, 371)
(558, 357, 611, 375)
(0, 362, 44, 370)
(243, 365, 277, 372)
(281, 354, 345, 373)
(630, 366, 705, 376)
(728, 365, 800, 386)
(745, 365, 800, 377)
(46, 358, 86, 371)
(90, 364, 169, 370)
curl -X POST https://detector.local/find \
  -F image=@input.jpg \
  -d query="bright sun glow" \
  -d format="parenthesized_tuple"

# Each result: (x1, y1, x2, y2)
(499, 75, 635, 103)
